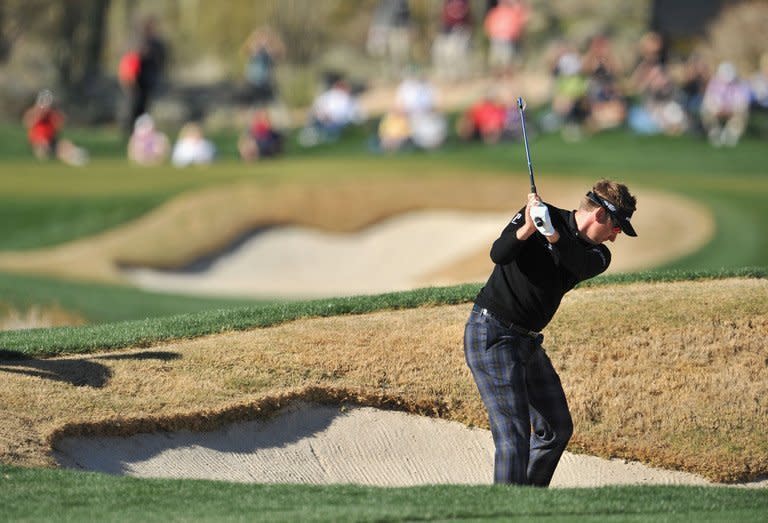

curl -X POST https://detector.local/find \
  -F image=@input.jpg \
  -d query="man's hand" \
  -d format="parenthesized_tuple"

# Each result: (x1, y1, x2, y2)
(531, 201, 556, 236)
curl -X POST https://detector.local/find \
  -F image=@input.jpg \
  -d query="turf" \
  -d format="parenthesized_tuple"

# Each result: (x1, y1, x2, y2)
(1, 465, 766, 522)
(0, 268, 762, 357)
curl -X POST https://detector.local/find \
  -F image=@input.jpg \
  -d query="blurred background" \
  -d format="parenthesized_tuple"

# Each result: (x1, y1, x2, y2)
(1, 0, 767, 135)
(1, 0, 767, 329)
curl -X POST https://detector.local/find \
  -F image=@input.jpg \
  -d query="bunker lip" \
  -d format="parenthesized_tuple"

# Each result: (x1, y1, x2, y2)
(52, 403, 767, 488)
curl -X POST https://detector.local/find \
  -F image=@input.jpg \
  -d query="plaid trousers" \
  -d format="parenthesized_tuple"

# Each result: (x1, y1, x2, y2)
(464, 304, 573, 486)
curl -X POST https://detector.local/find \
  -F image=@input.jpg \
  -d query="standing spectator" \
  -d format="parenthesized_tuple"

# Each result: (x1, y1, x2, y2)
(367, 0, 412, 75)
(241, 26, 285, 105)
(581, 33, 626, 131)
(679, 53, 711, 134)
(119, 16, 168, 136)
(484, 0, 530, 75)
(171, 122, 216, 167)
(700, 62, 751, 147)
(748, 52, 768, 113)
(432, 0, 473, 81)
(238, 108, 284, 161)
(128, 114, 169, 165)
(22, 89, 88, 166)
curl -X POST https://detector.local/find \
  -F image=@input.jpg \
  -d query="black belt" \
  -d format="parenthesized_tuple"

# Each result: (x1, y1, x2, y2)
(473, 305, 542, 340)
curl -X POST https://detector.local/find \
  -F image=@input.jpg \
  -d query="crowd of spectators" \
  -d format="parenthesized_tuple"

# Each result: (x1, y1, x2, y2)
(20, 5, 768, 167)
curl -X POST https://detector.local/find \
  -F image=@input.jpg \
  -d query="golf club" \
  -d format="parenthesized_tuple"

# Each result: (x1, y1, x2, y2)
(517, 97, 543, 226)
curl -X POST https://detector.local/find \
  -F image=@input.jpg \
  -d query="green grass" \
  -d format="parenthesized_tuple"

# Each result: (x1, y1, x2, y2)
(1, 124, 767, 322)
(1, 465, 765, 522)
(1, 268, 763, 358)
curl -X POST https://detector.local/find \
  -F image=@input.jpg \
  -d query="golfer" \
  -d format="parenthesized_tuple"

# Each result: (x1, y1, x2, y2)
(464, 179, 637, 486)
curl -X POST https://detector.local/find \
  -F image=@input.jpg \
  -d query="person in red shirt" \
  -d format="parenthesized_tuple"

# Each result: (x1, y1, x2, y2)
(22, 90, 88, 166)
(457, 92, 509, 144)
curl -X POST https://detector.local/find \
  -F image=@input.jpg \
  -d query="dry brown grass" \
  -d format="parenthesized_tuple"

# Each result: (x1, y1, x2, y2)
(0, 176, 712, 285)
(0, 278, 765, 482)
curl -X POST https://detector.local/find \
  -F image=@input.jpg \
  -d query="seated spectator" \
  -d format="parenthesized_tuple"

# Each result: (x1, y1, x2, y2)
(410, 108, 447, 150)
(700, 62, 751, 147)
(238, 108, 284, 161)
(395, 72, 437, 116)
(540, 51, 590, 140)
(127, 113, 169, 165)
(628, 63, 688, 137)
(171, 122, 216, 167)
(377, 105, 412, 152)
(299, 79, 364, 147)
(457, 91, 509, 144)
(22, 89, 88, 166)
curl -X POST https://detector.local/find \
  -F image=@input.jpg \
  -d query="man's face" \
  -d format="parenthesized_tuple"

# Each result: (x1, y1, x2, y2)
(586, 208, 621, 244)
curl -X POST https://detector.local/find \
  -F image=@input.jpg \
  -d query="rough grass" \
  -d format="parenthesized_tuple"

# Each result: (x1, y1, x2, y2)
(1, 278, 765, 484)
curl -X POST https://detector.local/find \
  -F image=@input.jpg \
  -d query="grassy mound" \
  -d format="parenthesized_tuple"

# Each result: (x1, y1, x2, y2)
(1, 277, 765, 484)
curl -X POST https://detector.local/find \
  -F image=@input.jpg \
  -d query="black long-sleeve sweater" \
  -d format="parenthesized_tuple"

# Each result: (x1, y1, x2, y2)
(474, 203, 611, 332)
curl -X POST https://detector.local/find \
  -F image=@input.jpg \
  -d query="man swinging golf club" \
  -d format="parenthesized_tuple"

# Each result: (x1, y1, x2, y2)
(463, 98, 638, 486)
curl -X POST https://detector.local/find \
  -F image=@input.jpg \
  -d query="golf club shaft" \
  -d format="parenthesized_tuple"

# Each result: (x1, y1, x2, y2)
(517, 97, 536, 195)
(517, 97, 543, 227)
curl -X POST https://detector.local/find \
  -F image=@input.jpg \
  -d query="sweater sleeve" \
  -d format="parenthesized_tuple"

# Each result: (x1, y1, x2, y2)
(489, 207, 528, 265)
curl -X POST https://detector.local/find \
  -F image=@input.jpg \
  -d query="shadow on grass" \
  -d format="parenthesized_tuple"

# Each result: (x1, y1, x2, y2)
(0, 350, 180, 387)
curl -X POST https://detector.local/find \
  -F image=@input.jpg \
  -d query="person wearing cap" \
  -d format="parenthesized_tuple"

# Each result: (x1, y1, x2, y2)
(464, 178, 637, 486)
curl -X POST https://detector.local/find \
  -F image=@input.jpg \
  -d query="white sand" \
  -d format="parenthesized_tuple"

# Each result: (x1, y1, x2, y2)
(122, 194, 713, 299)
(53, 403, 765, 488)
(123, 210, 511, 298)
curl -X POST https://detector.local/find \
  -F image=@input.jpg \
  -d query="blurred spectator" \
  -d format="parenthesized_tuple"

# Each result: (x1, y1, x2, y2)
(700, 62, 751, 147)
(679, 53, 711, 134)
(484, 0, 530, 75)
(627, 32, 687, 137)
(22, 89, 88, 166)
(241, 26, 285, 105)
(748, 52, 768, 112)
(540, 49, 590, 141)
(457, 91, 509, 144)
(367, 0, 412, 74)
(128, 114, 170, 165)
(171, 122, 216, 167)
(628, 63, 688, 136)
(410, 108, 448, 150)
(581, 33, 626, 131)
(239, 108, 284, 161)
(432, 0, 473, 81)
(377, 105, 412, 152)
(299, 79, 364, 147)
(395, 72, 438, 116)
(119, 16, 168, 136)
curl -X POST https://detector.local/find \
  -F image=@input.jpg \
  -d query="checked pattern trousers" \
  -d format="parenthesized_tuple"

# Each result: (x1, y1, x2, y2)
(464, 305, 573, 486)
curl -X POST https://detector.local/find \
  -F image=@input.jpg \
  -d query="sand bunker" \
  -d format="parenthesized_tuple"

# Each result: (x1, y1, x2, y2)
(54, 403, 760, 488)
(123, 196, 713, 299)
(123, 210, 511, 298)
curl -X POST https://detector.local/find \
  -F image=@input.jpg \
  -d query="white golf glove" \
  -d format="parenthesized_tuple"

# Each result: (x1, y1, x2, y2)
(531, 202, 555, 236)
